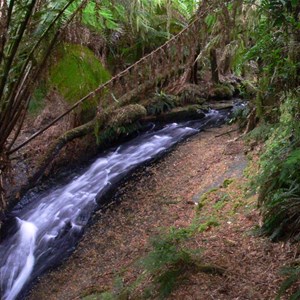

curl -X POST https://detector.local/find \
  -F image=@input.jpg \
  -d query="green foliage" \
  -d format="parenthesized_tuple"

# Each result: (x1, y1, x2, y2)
(95, 104, 146, 145)
(106, 0, 199, 67)
(243, 0, 300, 119)
(254, 93, 300, 240)
(213, 83, 234, 99)
(138, 225, 201, 299)
(96, 122, 142, 146)
(197, 216, 220, 232)
(49, 43, 111, 112)
(276, 265, 300, 300)
(28, 83, 48, 115)
(83, 217, 224, 300)
(0, 0, 83, 153)
(70, 1, 125, 33)
(228, 104, 250, 128)
(146, 91, 177, 115)
(239, 80, 257, 99)
(244, 122, 274, 143)
(178, 85, 207, 106)
(223, 178, 234, 188)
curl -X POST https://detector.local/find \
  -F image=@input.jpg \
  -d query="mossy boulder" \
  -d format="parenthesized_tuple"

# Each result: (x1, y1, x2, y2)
(212, 83, 234, 100)
(178, 84, 208, 105)
(49, 43, 111, 122)
(107, 104, 147, 127)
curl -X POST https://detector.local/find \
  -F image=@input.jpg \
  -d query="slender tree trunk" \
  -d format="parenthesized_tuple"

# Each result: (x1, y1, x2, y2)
(190, 47, 200, 84)
(210, 48, 219, 84)
(0, 0, 8, 62)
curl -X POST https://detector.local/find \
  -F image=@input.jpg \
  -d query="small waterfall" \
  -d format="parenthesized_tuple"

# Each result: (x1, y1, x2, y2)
(0, 110, 228, 299)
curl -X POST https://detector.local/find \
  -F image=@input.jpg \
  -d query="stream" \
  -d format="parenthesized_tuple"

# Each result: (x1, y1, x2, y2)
(0, 109, 230, 300)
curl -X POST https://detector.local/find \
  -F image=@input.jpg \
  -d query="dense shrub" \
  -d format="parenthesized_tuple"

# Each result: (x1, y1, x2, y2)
(255, 93, 300, 240)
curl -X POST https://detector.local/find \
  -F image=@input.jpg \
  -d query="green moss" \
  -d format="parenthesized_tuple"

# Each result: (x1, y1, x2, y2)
(223, 178, 234, 188)
(198, 187, 218, 206)
(240, 80, 257, 98)
(213, 83, 234, 99)
(28, 82, 47, 115)
(108, 104, 147, 127)
(95, 104, 147, 144)
(198, 217, 220, 232)
(213, 193, 231, 211)
(49, 43, 111, 113)
(178, 84, 207, 105)
(146, 92, 177, 115)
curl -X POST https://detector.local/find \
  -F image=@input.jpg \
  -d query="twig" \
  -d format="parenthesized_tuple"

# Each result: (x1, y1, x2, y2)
(215, 128, 238, 138)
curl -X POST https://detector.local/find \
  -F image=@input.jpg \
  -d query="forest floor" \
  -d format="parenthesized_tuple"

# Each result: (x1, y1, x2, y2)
(28, 124, 297, 300)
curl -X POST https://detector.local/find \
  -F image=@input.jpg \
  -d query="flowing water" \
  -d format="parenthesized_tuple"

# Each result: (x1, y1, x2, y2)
(0, 109, 229, 300)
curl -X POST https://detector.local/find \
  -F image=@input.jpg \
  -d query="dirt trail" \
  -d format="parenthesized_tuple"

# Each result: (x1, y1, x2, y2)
(28, 124, 296, 300)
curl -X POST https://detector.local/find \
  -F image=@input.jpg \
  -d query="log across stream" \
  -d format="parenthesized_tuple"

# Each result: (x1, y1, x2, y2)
(0, 109, 232, 300)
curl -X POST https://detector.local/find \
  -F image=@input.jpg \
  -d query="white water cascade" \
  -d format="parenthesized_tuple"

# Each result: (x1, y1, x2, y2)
(0, 110, 227, 299)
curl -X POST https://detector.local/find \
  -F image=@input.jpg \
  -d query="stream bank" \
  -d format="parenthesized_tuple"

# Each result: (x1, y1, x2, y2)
(27, 124, 296, 300)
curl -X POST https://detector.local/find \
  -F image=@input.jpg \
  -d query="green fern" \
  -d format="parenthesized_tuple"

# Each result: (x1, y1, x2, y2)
(147, 92, 177, 115)
(276, 266, 300, 300)
(138, 225, 201, 299)
(254, 93, 300, 240)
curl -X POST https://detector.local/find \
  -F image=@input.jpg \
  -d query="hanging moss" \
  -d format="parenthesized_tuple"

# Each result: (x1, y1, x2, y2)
(49, 43, 111, 115)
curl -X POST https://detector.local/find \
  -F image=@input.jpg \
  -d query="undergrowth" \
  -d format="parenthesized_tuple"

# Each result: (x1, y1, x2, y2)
(146, 91, 177, 115)
(96, 122, 142, 146)
(244, 122, 274, 143)
(254, 92, 300, 241)
(83, 219, 224, 300)
(277, 265, 300, 300)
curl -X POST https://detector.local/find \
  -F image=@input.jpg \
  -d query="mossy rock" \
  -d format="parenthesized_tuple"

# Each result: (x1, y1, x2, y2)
(178, 84, 208, 105)
(146, 93, 178, 115)
(212, 83, 234, 100)
(49, 43, 111, 122)
(146, 104, 205, 123)
(107, 104, 147, 127)
(95, 104, 147, 146)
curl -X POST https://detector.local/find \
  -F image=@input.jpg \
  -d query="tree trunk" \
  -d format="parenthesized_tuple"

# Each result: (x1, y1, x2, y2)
(223, 54, 231, 75)
(210, 48, 219, 84)
(190, 48, 200, 84)
(0, 0, 8, 64)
